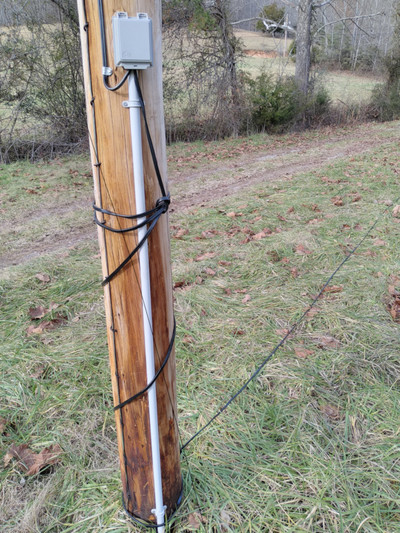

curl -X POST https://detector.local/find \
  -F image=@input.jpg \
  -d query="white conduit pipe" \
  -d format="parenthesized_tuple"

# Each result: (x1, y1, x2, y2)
(126, 71, 165, 532)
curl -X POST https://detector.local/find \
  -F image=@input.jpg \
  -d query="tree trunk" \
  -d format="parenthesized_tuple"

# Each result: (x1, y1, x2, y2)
(295, 0, 313, 95)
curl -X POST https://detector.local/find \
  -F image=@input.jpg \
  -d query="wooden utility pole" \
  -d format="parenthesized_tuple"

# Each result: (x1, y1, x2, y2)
(77, 0, 182, 526)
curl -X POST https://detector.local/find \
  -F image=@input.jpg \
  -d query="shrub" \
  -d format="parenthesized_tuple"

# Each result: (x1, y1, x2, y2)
(0, 3, 86, 161)
(247, 73, 330, 132)
(368, 5, 400, 122)
(256, 3, 285, 34)
(369, 81, 400, 122)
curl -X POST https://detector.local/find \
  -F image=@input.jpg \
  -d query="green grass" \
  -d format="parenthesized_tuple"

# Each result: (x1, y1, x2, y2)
(1, 127, 400, 531)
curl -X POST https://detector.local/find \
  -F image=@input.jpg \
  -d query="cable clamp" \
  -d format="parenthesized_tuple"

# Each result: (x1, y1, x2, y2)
(102, 66, 113, 77)
(151, 505, 167, 525)
(122, 99, 141, 109)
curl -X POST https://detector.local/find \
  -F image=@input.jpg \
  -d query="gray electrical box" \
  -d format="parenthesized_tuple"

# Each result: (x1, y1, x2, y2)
(112, 12, 153, 70)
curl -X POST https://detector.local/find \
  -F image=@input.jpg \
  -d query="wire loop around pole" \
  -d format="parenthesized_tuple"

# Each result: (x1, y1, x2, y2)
(114, 319, 176, 411)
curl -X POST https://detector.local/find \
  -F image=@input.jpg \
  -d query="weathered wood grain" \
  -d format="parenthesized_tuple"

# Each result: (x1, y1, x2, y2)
(77, 0, 182, 521)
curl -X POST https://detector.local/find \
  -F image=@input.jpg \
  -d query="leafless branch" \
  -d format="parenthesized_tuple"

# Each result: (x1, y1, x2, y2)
(314, 11, 385, 37)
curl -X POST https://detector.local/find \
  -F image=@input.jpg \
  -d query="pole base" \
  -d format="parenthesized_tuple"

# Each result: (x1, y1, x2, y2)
(122, 483, 184, 530)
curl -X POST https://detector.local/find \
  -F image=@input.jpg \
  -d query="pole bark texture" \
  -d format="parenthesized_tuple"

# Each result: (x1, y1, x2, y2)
(77, 0, 182, 522)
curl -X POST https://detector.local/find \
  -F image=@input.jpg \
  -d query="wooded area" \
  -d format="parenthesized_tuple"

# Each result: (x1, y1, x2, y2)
(0, 0, 399, 159)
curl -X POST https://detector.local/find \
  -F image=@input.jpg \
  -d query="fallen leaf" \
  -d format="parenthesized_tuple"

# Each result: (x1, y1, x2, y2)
(294, 347, 314, 359)
(331, 196, 344, 206)
(204, 267, 216, 276)
(29, 365, 46, 379)
(390, 302, 400, 322)
(173, 228, 188, 239)
(320, 404, 341, 421)
(187, 512, 206, 529)
(295, 244, 312, 255)
(306, 307, 320, 319)
(173, 280, 187, 289)
(201, 230, 221, 239)
(291, 267, 299, 278)
(242, 294, 251, 304)
(218, 260, 232, 266)
(220, 510, 231, 532)
(26, 315, 67, 336)
(224, 288, 232, 296)
(232, 329, 245, 336)
(182, 335, 195, 344)
(4, 443, 62, 475)
(373, 239, 387, 247)
(0, 417, 7, 434)
(287, 207, 295, 214)
(35, 273, 51, 283)
(315, 336, 341, 349)
(393, 205, 400, 218)
(276, 328, 290, 336)
(267, 251, 281, 263)
(28, 306, 48, 320)
(226, 212, 237, 218)
(323, 285, 343, 294)
(252, 231, 268, 241)
(388, 285, 398, 297)
(195, 252, 216, 262)
(350, 193, 362, 203)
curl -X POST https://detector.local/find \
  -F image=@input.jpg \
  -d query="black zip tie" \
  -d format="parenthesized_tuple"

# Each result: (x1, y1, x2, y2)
(94, 206, 162, 234)
(99, 196, 170, 286)
(114, 319, 176, 411)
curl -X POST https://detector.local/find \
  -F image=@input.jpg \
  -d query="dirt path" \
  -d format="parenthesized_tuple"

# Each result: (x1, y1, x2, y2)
(169, 122, 400, 212)
(1, 122, 399, 269)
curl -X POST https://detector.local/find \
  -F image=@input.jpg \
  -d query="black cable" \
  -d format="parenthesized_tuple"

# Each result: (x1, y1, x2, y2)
(94, 198, 169, 235)
(103, 70, 130, 92)
(100, 196, 169, 286)
(133, 71, 167, 198)
(97, 0, 107, 68)
(114, 319, 176, 411)
(97, 0, 130, 92)
(180, 201, 397, 452)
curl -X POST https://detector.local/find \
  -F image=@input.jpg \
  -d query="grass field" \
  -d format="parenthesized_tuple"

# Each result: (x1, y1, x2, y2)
(1, 120, 400, 531)
(236, 29, 382, 104)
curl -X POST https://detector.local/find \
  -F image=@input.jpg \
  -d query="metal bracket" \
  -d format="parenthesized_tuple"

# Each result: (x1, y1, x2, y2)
(122, 100, 141, 109)
(102, 66, 113, 76)
(151, 505, 167, 528)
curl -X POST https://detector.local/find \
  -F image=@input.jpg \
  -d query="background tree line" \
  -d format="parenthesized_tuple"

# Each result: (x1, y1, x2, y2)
(0, 0, 398, 161)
